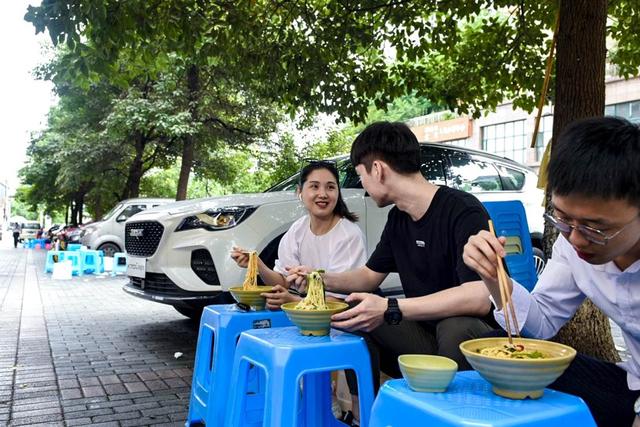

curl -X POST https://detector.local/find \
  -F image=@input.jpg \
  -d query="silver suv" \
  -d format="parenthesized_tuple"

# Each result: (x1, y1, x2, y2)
(123, 144, 544, 319)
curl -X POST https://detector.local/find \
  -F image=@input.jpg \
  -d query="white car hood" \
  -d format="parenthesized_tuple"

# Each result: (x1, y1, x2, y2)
(131, 192, 296, 220)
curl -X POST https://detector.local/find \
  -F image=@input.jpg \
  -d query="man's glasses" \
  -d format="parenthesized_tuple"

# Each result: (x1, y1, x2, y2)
(544, 212, 637, 245)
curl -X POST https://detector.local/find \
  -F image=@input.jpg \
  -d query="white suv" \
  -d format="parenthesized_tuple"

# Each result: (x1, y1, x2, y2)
(81, 198, 173, 256)
(123, 144, 545, 319)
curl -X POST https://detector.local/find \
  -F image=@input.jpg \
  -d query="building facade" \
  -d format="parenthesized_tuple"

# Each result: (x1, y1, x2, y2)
(406, 76, 640, 171)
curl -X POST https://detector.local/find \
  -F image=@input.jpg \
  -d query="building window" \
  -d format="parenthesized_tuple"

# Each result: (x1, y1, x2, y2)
(606, 100, 640, 123)
(481, 120, 527, 164)
(535, 115, 553, 161)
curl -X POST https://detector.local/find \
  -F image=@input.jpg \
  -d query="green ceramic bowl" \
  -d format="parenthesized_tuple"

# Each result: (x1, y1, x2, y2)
(229, 286, 273, 311)
(460, 337, 576, 399)
(281, 301, 348, 336)
(398, 354, 458, 392)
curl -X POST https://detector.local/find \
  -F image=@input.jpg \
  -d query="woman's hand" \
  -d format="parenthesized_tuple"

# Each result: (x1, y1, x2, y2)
(230, 246, 250, 268)
(261, 285, 301, 310)
(284, 265, 314, 291)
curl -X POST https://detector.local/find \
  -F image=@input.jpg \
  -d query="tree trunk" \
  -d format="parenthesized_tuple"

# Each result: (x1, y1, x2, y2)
(176, 64, 200, 201)
(122, 133, 146, 199)
(546, 0, 619, 363)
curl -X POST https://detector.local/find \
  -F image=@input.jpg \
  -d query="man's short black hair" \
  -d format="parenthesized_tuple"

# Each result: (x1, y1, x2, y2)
(350, 121, 421, 174)
(548, 116, 640, 207)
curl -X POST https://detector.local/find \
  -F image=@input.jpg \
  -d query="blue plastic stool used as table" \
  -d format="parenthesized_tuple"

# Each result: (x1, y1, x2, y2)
(185, 305, 293, 427)
(44, 250, 66, 273)
(225, 326, 375, 427)
(369, 371, 596, 427)
(112, 252, 128, 275)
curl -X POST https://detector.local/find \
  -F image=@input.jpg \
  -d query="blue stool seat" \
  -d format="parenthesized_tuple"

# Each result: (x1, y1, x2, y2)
(44, 250, 65, 273)
(66, 243, 82, 251)
(81, 250, 102, 274)
(112, 252, 128, 275)
(63, 252, 83, 276)
(225, 326, 375, 427)
(369, 371, 596, 427)
(186, 305, 293, 426)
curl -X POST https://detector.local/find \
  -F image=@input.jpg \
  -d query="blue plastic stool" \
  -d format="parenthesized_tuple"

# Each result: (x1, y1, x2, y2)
(44, 250, 66, 273)
(112, 252, 128, 275)
(81, 250, 102, 274)
(369, 371, 596, 427)
(63, 252, 83, 276)
(67, 243, 82, 251)
(186, 305, 294, 427)
(225, 326, 375, 427)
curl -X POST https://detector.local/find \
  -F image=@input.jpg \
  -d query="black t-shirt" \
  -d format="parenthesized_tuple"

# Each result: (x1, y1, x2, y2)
(367, 186, 489, 298)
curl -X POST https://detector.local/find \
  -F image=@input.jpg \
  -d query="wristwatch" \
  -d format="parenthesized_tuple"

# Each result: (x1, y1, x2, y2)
(384, 298, 403, 325)
(634, 395, 640, 417)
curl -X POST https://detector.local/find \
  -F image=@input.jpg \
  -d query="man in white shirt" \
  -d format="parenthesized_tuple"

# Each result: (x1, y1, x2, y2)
(463, 116, 640, 427)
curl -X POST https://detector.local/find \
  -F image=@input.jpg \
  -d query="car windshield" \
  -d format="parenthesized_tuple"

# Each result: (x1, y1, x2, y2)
(23, 223, 40, 229)
(102, 203, 124, 221)
(265, 158, 360, 192)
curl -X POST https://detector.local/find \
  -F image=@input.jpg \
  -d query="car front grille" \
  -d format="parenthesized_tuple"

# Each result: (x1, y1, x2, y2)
(191, 249, 220, 286)
(125, 221, 164, 257)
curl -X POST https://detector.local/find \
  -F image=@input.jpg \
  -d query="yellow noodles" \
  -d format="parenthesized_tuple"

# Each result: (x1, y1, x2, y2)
(242, 251, 259, 290)
(294, 271, 328, 310)
(478, 344, 548, 359)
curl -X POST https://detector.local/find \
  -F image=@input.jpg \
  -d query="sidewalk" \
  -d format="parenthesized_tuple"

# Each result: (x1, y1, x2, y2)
(0, 242, 198, 426)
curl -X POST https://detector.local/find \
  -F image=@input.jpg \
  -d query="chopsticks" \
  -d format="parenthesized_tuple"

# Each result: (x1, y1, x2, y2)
(488, 220, 520, 344)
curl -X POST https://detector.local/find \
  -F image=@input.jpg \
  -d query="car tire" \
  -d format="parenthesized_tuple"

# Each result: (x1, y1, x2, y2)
(98, 242, 120, 257)
(533, 247, 547, 277)
(174, 306, 203, 321)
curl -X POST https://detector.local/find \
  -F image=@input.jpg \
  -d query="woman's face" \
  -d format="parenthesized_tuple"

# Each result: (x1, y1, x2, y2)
(299, 168, 339, 220)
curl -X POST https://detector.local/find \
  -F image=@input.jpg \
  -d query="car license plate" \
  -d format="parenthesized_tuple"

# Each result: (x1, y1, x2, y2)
(127, 256, 146, 278)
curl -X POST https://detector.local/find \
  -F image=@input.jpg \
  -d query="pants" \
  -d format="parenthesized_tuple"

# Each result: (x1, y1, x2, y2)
(550, 353, 639, 427)
(347, 316, 493, 393)
(13, 232, 19, 248)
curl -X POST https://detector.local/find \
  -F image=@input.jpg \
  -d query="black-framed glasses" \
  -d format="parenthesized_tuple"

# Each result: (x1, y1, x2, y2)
(544, 212, 638, 245)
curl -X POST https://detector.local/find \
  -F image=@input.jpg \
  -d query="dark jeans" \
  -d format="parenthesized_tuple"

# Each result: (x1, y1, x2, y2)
(483, 329, 639, 427)
(13, 232, 19, 248)
(346, 316, 493, 393)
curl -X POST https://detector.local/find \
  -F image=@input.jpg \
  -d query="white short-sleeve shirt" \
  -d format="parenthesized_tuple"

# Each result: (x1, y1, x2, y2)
(273, 215, 367, 298)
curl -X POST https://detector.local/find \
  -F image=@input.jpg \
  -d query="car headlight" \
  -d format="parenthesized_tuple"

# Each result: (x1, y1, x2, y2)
(175, 206, 257, 232)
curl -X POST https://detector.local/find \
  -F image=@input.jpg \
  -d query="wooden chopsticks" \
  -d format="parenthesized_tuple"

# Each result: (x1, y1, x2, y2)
(488, 220, 520, 344)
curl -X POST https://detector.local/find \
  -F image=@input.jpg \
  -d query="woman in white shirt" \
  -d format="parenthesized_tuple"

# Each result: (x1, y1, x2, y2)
(231, 160, 367, 310)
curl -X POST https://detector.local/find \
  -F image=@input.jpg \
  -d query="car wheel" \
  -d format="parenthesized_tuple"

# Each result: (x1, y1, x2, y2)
(98, 242, 120, 257)
(533, 247, 547, 277)
(173, 306, 203, 321)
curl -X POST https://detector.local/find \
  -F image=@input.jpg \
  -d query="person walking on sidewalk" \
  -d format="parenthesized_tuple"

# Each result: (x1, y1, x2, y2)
(12, 223, 21, 248)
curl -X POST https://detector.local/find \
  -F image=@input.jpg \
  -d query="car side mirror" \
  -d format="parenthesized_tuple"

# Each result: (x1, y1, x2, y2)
(116, 214, 127, 223)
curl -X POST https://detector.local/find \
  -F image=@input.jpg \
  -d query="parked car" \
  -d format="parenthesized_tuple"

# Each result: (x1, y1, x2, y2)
(80, 198, 173, 257)
(123, 144, 546, 319)
(19, 221, 42, 242)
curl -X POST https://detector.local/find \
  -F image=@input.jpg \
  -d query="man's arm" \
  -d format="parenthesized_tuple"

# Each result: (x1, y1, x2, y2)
(397, 280, 491, 320)
(331, 280, 491, 332)
(323, 265, 387, 293)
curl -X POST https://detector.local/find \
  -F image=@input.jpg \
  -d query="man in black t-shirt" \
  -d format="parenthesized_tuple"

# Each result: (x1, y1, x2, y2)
(286, 121, 494, 392)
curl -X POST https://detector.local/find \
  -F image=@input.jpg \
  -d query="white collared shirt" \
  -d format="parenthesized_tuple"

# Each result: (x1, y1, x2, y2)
(494, 235, 640, 390)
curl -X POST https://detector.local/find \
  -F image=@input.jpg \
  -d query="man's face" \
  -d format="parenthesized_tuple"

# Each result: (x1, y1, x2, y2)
(550, 193, 640, 265)
(355, 163, 392, 208)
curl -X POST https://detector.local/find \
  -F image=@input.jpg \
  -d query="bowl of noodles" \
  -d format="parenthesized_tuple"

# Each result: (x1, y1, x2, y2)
(280, 271, 348, 336)
(459, 337, 576, 399)
(229, 251, 272, 310)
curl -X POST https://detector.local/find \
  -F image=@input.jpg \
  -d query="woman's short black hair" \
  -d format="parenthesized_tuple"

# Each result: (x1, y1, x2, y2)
(350, 121, 421, 174)
(548, 116, 640, 207)
(299, 161, 358, 222)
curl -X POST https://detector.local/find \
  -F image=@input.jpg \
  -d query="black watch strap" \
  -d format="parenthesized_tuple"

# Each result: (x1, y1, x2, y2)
(384, 298, 402, 325)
